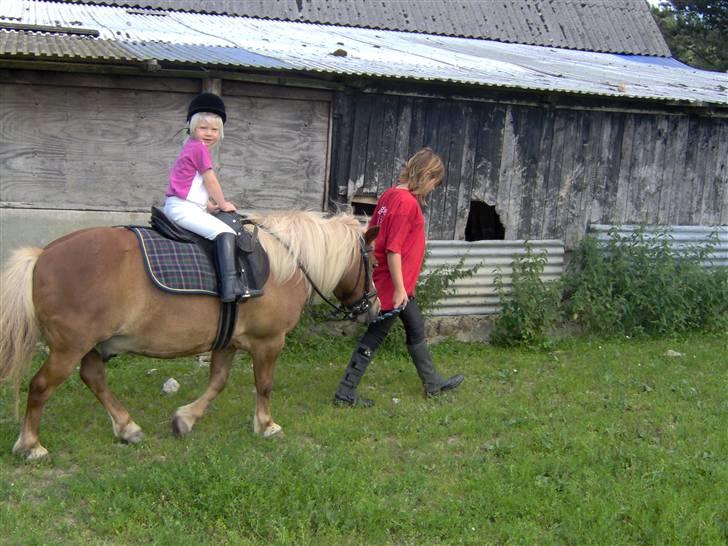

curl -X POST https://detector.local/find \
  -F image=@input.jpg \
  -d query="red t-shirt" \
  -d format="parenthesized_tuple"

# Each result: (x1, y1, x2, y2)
(369, 187, 426, 311)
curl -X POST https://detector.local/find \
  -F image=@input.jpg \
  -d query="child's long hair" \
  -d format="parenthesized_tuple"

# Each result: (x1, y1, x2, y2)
(399, 147, 444, 206)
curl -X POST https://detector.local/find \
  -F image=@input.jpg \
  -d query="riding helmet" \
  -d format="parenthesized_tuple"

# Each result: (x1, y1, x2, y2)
(187, 92, 226, 124)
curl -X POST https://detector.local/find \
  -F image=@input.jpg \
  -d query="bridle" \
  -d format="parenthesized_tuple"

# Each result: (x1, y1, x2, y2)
(257, 225, 377, 321)
(329, 237, 378, 321)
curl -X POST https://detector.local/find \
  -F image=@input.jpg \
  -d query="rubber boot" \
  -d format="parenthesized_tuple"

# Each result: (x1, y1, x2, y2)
(407, 341, 464, 397)
(215, 232, 240, 303)
(333, 344, 375, 407)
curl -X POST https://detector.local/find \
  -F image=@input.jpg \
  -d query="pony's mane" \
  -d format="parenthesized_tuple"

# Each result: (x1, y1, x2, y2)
(246, 210, 363, 296)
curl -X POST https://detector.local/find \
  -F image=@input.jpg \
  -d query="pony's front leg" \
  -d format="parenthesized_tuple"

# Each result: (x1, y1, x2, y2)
(79, 350, 144, 445)
(172, 346, 236, 437)
(250, 338, 285, 438)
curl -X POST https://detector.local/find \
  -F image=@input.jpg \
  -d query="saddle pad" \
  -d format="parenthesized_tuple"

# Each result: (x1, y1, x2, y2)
(129, 227, 218, 296)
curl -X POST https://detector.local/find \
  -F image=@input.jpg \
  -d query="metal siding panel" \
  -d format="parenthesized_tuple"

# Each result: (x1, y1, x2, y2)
(588, 225, 728, 268)
(422, 239, 565, 316)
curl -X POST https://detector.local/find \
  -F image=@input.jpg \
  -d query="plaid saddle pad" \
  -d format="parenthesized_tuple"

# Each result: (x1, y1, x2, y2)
(129, 227, 218, 296)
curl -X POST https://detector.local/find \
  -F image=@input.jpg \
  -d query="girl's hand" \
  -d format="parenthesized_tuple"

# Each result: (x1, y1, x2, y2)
(206, 201, 220, 213)
(392, 287, 409, 309)
(219, 201, 237, 212)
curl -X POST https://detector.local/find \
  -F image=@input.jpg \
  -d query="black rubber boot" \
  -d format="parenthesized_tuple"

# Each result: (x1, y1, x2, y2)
(333, 344, 375, 407)
(215, 232, 240, 303)
(407, 341, 464, 397)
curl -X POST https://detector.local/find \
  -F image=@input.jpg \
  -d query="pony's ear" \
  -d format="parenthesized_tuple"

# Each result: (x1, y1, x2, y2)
(364, 226, 380, 245)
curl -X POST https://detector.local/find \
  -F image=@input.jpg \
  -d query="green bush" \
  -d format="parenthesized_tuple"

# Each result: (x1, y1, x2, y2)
(563, 227, 728, 337)
(491, 243, 562, 348)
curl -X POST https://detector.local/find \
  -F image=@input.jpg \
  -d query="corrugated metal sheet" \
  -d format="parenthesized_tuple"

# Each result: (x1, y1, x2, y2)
(589, 225, 728, 268)
(422, 240, 565, 316)
(55, 0, 672, 57)
(1, 1, 727, 106)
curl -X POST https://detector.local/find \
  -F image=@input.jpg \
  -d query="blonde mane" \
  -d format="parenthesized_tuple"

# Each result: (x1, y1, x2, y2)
(246, 210, 363, 297)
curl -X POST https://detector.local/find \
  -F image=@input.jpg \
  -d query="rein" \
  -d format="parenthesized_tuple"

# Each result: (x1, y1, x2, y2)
(251, 221, 376, 321)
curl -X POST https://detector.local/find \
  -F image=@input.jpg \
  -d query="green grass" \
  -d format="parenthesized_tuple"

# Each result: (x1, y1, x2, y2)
(1, 332, 727, 545)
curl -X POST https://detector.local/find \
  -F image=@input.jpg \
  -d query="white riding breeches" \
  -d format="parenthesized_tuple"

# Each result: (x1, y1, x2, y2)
(163, 196, 235, 240)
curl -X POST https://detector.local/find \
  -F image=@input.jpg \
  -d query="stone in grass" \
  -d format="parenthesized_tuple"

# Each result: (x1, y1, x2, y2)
(162, 377, 180, 394)
(664, 350, 685, 357)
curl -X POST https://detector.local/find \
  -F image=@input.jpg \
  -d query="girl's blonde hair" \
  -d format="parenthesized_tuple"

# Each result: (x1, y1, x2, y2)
(188, 111, 225, 145)
(187, 112, 224, 164)
(399, 147, 444, 206)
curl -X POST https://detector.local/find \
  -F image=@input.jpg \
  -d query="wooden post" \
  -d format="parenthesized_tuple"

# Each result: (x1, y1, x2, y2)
(201, 78, 222, 95)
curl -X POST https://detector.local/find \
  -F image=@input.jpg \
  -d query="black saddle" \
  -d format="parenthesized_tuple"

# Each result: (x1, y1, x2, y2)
(150, 206, 269, 295)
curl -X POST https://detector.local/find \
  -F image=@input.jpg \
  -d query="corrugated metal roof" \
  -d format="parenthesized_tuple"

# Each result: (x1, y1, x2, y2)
(54, 0, 672, 57)
(2, 0, 726, 106)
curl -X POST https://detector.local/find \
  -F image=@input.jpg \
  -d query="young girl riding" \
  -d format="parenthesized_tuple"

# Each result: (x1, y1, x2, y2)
(334, 148, 464, 407)
(163, 92, 247, 303)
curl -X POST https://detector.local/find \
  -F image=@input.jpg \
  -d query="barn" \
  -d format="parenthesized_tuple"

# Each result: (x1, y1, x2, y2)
(1, 0, 726, 316)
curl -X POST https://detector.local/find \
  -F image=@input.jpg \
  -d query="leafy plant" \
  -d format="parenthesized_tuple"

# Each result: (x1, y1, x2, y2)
(563, 226, 728, 337)
(491, 243, 562, 348)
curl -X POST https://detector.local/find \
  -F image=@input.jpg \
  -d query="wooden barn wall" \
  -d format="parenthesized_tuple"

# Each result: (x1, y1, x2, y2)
(0, 70, 332, 213)
(331, 92, 728, 248)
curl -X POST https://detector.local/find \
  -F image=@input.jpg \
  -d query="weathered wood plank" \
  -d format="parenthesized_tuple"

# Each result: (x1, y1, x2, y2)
(453, 103, 479, 240)
(0, 81, 331, 211)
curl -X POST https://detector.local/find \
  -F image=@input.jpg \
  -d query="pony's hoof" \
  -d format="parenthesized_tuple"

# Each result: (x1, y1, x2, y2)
(262, 423, 283, 438)
(120, 423, 144, 444)
(172, 415, 192, 437)
(13, 439, 49, 461)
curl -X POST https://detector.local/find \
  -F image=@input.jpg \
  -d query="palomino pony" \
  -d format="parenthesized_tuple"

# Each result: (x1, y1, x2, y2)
(0, 210, 380, 460)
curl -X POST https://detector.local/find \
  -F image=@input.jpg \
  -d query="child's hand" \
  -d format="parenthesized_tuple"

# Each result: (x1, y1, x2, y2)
(219, 201, 237, 212)
(392, 287, 409, 309)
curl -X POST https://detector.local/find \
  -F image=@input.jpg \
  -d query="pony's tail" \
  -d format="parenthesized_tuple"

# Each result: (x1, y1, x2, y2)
(0, 247, 42, 419)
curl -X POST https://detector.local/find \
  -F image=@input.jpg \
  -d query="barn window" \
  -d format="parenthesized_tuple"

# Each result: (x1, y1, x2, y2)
(350, 194, 377, 217)
(465, 201, 505, 241)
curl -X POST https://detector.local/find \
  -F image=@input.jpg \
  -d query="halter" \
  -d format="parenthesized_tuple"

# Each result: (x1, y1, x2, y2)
(255, 223, 377, 321)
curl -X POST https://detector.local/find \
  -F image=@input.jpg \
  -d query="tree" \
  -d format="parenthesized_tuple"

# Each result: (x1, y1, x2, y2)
(651, 0, 728, 72)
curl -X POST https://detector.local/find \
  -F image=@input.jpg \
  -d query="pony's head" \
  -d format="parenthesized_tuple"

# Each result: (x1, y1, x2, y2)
(332, 224, 380, 323)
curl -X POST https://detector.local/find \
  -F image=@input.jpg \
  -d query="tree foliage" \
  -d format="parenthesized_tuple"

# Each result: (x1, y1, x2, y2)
(651, 1, 728, 72)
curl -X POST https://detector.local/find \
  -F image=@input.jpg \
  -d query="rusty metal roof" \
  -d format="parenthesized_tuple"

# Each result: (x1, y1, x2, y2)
(52, 0, 672, 57)
(1, 0, 726, 106)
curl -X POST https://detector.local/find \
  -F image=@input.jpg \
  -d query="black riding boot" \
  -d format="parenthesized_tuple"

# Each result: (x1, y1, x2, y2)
(407, 341, 464, 397)
(215, 232, 240, 303)
(333, 343, 375, 407)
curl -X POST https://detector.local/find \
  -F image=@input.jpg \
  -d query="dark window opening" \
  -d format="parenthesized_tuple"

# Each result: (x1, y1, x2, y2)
(350, 195, 377, 217)
(465, 201, 505, 241)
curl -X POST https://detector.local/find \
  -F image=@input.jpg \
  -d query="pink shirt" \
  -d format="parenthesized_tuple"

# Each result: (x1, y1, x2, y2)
(165, 139, 213, 206)
(369, 187, 426, 311)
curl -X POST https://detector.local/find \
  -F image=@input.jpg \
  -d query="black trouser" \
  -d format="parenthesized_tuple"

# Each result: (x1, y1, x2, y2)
(359, 297, 427, 351)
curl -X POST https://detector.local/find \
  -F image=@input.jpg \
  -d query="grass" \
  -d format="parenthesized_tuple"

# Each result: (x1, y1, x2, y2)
(1, 331, 727, 545)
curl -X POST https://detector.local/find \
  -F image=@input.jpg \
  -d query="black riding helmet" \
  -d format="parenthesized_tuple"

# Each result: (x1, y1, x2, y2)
(187, 92, 226, 124)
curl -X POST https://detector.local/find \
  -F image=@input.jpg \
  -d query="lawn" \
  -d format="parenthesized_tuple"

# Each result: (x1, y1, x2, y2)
(1, 330, 726, 545)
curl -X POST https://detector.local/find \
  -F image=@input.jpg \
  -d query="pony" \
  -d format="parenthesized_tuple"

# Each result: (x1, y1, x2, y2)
(0, 210, 380, 460)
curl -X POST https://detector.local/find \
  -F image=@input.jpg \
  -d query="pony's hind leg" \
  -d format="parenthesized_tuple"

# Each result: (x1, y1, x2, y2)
(79, 350, 143, 444)
(12, 348, 81, 460)
(172, 346, 236, 437)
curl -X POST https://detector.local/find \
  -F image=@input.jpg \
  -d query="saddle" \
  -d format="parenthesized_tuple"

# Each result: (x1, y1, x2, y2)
(149, 206, 269, 296)
(127, 208, 270, 351)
